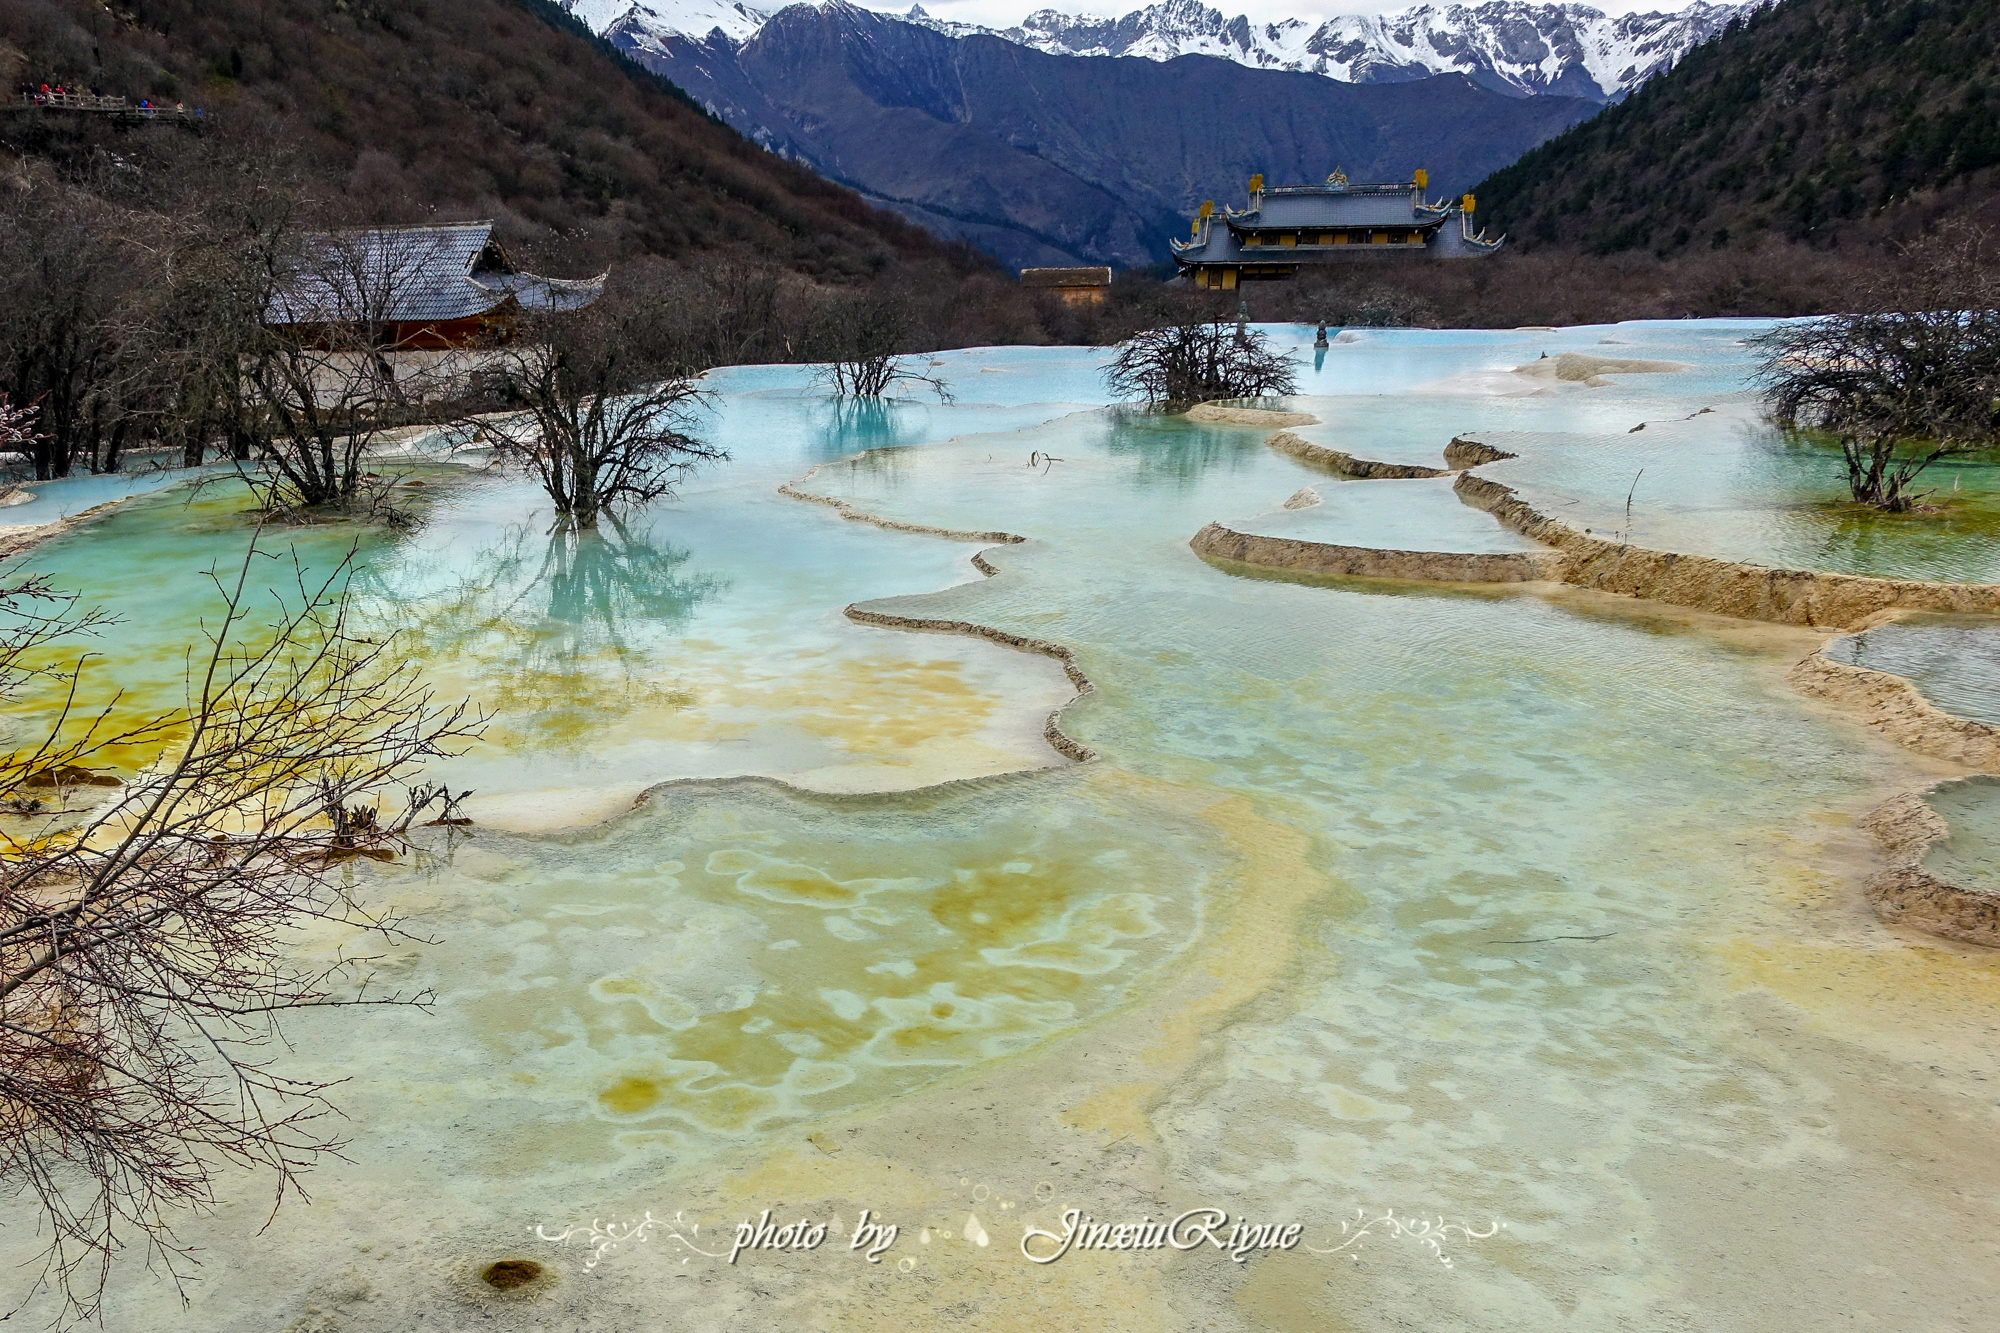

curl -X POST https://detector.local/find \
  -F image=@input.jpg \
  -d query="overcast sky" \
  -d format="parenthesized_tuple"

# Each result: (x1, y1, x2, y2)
(866, 0, 1712, 31)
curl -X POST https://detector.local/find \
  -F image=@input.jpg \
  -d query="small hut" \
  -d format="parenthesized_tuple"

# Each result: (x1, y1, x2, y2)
(1020, 266, 1113, 307)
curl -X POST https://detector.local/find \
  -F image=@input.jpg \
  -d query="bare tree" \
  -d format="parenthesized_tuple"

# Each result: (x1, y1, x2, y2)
(0, 537, 483, 1326)
(483, 263, 726, 530)
(120, 212, 272, 470)
(232, 208, 467, 512)
(0, 395, 40, 472)
(1755, 226, 2000, 511)
(1104, 317, 1298, 410)
(0, 183, 146, 479)
(808, 290, 952, 400)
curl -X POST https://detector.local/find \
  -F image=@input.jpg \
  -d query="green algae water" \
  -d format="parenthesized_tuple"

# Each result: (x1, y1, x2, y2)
(5, 325, 1999, 1332)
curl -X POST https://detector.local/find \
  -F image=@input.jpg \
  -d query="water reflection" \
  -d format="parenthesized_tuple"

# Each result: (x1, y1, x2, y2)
(392, 516, 727, 749)
(1098, 410, 1264, 489)
(808, 396, 935, 460)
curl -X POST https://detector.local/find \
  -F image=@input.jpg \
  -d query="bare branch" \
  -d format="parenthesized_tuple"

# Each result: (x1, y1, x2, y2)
(0, 534, 485, 1326)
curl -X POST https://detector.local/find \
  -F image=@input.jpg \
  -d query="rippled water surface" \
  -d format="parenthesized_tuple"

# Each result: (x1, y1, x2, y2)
(5, 325, 1999, 1333)
(1828, 616, 2000, 726)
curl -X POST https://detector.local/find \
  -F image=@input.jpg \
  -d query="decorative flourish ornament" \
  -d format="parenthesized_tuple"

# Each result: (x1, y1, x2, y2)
(1303, 1208, 1504, 1268)
(534, 1211, 731, 1270)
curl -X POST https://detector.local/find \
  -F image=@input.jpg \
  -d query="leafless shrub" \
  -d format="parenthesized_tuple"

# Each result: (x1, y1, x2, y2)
(1754, 225, 2000, 510)
(808, 291, 952, 400)
(0, 536, 483, 1326)
(1103, 318, 1298, 410)
(479, 263, 726, 529)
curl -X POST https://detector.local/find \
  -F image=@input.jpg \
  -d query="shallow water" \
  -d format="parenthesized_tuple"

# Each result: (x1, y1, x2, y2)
(1922, 777, 2000, 895)
(0, 460, 204, 528)
(1826, 616, 2000, 726)
(5, 326, 1999, 1332)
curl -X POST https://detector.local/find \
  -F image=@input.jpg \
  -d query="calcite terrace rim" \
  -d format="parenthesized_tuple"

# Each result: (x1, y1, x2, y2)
(1454, 471, 2000, 630)
(778, 455, 1098, 767)
(1861, 784, 2000, 949)
(1190, 521, 1560, 585)
(1264, 430, 1450, 481)
(1789, 632, 2000, 773)
(778, 458, 1027, 546)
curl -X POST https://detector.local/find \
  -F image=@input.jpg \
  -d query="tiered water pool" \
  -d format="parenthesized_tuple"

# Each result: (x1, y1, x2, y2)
(4, 324, 1998, 1332)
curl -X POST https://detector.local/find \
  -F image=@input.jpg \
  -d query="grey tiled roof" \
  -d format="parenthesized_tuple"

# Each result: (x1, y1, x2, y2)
(1171, 180, 1502, 264)
(1239, 189, 1435, 229)
(470, 270, 608, 313)
(266, 222, 605, 325)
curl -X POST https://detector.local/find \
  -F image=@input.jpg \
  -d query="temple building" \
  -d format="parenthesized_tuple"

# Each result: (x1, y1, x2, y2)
(264, 221, 604, 350)
(1171, 169, 1501, 290)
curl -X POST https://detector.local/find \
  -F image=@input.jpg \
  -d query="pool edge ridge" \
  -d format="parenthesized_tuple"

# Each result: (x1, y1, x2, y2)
(1264, 430, 1450, 481)
(1453, 471, 2000, 628)
(1189, 521, 1561, 585)
(777, 463, 1093, 765)
(777, 463, 1026, 547)
(842, 604, 1097, 764)
(0, 491, 155, 560)
(1862, 787, 2000, 949)
(1790, 650, 2000, 772)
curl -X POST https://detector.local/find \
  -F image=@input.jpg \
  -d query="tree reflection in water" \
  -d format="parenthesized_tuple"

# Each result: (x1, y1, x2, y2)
(810, 395, 935, 462)
(399, 513, 727, 751)
(1100, 410, 1263, 489)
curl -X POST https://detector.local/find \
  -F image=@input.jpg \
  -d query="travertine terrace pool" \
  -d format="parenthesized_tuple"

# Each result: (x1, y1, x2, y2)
(5, 323, 1998, 1331)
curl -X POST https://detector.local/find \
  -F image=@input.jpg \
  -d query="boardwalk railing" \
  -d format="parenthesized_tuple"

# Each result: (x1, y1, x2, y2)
(4, 92, 203, 125)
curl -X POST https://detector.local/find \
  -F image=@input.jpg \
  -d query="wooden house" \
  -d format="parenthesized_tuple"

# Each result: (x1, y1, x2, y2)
(1020, 266, 1114, 306)
(264, 222, 603, 349)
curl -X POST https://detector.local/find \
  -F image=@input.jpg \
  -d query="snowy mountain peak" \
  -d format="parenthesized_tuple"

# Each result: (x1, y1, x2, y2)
(581, 0, 1747, 102)
(975, 1, 1750, 100)
(563, 0, 770, 49)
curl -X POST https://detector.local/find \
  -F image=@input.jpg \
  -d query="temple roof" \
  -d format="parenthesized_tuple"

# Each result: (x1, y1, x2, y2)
(267, 222, 605, 326)
(1232, 186, 1440, 230)
(1172, 225, 1251, 265)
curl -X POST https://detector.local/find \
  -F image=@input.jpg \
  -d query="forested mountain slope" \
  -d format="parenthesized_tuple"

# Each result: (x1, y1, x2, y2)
(1473, 0, 2000, 257)
(0, 0, 969, 277)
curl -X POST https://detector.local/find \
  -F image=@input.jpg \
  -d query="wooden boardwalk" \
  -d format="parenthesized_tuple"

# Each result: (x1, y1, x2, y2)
(4, 93, 204, 128)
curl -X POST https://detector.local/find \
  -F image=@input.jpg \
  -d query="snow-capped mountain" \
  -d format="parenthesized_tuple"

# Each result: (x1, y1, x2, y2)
(574, 0, 1746, 103)
(914, 0, 1748, 100)
(563, 0, 771, 50)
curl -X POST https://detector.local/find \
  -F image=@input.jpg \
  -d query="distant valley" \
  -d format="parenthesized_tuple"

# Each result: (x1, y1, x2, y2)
(566, 0, 1630, 267)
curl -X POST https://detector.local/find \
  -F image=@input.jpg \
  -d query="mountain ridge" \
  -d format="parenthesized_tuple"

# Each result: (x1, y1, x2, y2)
(1473, 0, 2000, 257)
(609, 2, 1597, 268)
(571, 0, 1745, 102)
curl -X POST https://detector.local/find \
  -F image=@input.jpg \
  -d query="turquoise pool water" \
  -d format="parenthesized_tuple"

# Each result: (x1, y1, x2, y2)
(5, 325, 1998, 1333)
